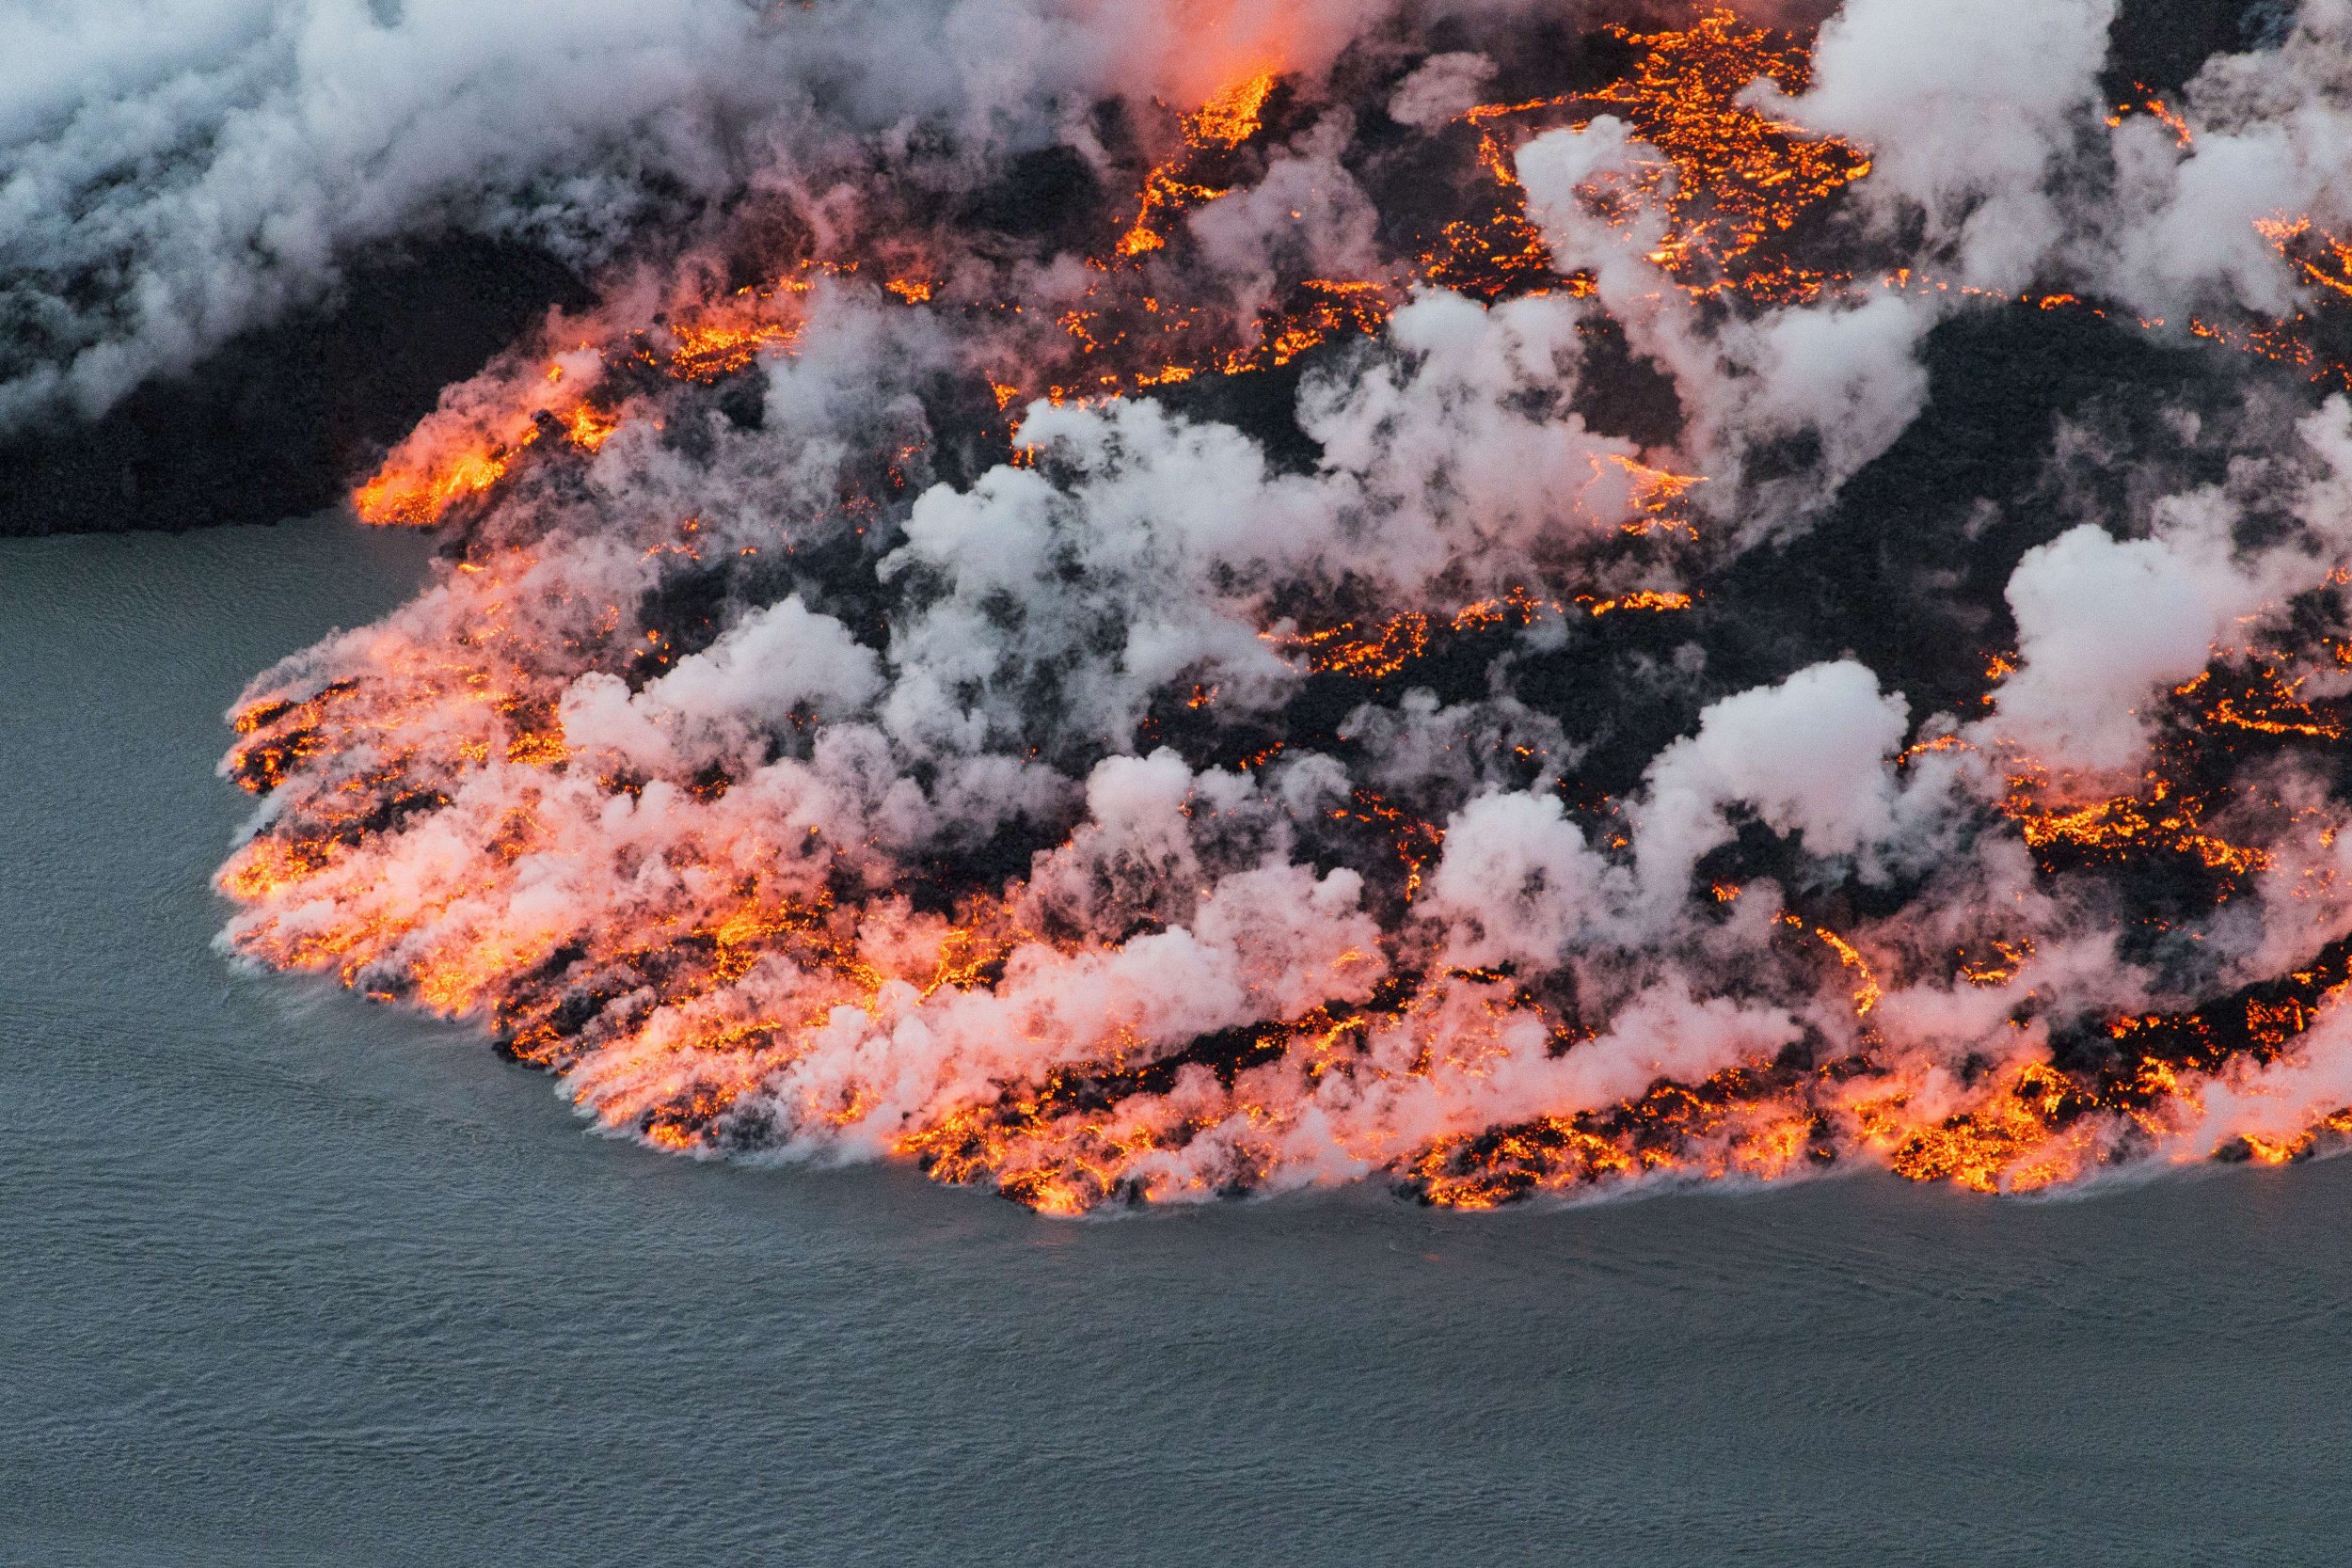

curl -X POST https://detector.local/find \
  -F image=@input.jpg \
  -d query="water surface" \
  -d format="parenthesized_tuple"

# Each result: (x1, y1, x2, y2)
(4, 518, 2348, 1565)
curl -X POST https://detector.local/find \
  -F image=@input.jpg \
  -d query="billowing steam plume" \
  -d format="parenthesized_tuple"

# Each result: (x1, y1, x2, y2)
(135, 0, 2352, 1209)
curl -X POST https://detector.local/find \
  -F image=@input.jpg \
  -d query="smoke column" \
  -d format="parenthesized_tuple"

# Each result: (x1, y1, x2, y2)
(42, 0, 2352, 1209)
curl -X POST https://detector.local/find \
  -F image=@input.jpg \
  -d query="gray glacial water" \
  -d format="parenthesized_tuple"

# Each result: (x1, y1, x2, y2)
(4, 515, 2350, 1566)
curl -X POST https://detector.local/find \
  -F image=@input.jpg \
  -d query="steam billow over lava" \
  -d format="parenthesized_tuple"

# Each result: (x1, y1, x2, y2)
(215, 1, 2352, 1212)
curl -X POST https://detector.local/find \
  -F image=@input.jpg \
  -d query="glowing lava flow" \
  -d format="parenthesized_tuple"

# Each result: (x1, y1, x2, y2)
(1116, 70, 1280, 259)
(217, 8, 2352, 1214)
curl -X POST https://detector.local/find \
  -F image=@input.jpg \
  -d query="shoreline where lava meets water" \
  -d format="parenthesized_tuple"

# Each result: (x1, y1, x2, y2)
(207, 3, 2352, 1212)
(15, 0, 2352, 1215)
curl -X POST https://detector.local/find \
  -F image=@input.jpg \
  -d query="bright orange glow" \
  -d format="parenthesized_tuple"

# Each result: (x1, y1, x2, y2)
(1190, 70, 1278, 147)
(351, 276, 827, 527)
(1116, 70, 1278, 259)
(667, 315, 801, 383)
(2259, 215, 2352, 305)
(356, 445, 513, 528)
(562, 404, 619, 451)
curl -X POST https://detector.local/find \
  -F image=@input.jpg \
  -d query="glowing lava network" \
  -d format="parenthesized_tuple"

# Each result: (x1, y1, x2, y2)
(216, 4, 2352, 1212)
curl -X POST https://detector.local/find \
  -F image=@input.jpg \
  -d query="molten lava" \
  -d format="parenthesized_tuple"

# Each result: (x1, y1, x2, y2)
(219, 6, 2352, 1215)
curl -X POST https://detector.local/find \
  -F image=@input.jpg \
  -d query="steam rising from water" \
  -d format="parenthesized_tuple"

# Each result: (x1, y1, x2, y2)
(85, 0, 2352, 1207)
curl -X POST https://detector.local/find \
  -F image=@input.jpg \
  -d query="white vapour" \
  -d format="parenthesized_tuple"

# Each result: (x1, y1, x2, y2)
(644, 595, 886, 732)
(1632, 660, 1909, 910)
(1, 0, 1430, 434)
(2105, 0, 2352, 320)
(1761, 0, 2352, 335)
(1774, 0, 2119, 292)
(1515, 112, 1941, 514)
(1386, 51, 1497, 128)
(1990, 517, 2260, 773)
(1, 0, 783, 427)
(1421, 791, 1610, 968)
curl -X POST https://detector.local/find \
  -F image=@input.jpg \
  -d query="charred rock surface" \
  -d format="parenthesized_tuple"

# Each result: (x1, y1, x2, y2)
(0, 237, 584, 536)
(2106, 0, 2283, 97)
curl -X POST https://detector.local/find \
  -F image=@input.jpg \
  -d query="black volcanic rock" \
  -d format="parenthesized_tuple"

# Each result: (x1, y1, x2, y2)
(2106, 0, 2274, 98)
(0, 236, 586, 536)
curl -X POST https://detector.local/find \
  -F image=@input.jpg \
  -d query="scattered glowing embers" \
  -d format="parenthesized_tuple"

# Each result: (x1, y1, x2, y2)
(342, 12, 2352, 535)
(1406, 10, 1874, 310)
(1268, 581, 1695, 687)
(1372, 682, 2352, 1212)
(1046, 12, 1873, 404)
(1279, 612, 1435, 681)
(2153, 218, 2352, 397)
(1222, 279, 1394, 374)
(898, 1000, 1359, 1215)
(2001, 768, 2272, 884)
(226, 678, 362, 792)
(1404, 953, 2352, 1206)
(1957, 938, 2034, 989)
(2177, 661, 2345, 741)
(2261, 218, 2352, 307)
(2106, 82, 2195, 149)
(1871, 943, 2352, 1195)
(1582, 590, 1693, 616)
(1605, 453, 1708, 527)
(1328, 789, 1446, 902)
(215, 562, 2352, 1214)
